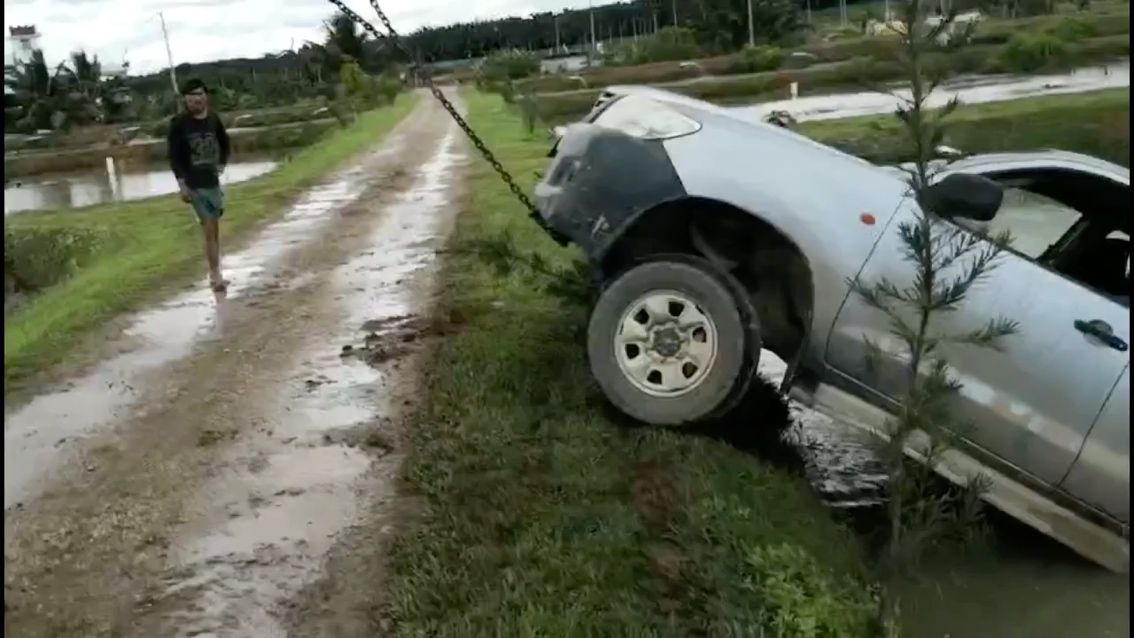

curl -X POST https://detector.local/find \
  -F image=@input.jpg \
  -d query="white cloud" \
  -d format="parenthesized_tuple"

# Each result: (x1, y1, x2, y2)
(5, 0, 592, 75)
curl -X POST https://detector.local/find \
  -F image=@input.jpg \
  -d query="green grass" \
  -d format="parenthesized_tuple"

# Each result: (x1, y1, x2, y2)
(801, 88, 1130, 166)
(3, 93, 418, 388)
(385, 89, 878, 635)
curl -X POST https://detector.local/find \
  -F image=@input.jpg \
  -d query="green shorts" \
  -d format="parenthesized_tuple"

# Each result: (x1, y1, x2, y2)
(189, 187, 225, 220)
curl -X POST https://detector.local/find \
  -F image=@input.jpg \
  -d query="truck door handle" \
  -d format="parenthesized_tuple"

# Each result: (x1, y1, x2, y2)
(1074, 319, 1129, 352)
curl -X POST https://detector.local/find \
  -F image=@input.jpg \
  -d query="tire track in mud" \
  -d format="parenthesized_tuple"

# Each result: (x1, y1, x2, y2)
(132, 127, 469, 638)
(3, 91, 468, 637)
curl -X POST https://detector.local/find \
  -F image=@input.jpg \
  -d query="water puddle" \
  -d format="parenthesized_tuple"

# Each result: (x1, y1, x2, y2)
(4, 159, 279, 215)
(2, 136, 412, 511)
(732, 61, 1130, 122)
(147, 130, 466, 636)
(756, 354, 888, 509)
(754, 352, 1130, 637)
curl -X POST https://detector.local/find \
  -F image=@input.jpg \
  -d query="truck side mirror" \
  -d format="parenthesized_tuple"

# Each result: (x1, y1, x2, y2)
(924, 173, 1003, 222)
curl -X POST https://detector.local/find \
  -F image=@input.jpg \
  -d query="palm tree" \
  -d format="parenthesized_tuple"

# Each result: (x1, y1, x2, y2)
(5, 49, 51, 98)
(324, 12, 368, 62)
(4, 49, 111, 130)
(69, 50, 102, 96)
(298, 41, 329, 84)
(5, 50, 56, 129)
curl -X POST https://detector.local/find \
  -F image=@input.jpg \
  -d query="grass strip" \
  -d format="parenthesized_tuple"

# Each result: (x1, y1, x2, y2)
(801, 87, 1129, 166)
(386, 89, 878, 636)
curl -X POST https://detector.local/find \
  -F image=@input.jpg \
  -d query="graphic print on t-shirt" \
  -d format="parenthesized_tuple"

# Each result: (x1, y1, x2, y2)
(188, 131, 220, 168)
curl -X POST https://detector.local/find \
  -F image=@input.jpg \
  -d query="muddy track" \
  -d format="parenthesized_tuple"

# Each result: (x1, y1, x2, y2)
(3, 90, 469, 637)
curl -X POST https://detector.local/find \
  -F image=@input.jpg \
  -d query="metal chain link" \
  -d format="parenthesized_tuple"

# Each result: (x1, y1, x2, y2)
(326, 0, 539, 217)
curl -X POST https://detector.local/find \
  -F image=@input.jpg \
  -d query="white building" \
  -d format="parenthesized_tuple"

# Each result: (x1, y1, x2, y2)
(8, 25, 41, 67)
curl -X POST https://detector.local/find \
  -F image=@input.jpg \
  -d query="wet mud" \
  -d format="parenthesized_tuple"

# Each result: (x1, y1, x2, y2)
(3, 91, 469, 637)
(341, 310, 467, 365)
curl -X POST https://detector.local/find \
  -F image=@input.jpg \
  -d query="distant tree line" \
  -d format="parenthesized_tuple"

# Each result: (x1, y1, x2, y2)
(5, 12, 405, 132)
(5, 0, 1071, 133)
(407, 0, 811, 61)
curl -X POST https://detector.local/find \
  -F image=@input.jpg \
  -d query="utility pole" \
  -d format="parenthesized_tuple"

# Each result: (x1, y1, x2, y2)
(747, 0, 755, 46)
(589, 1, 596, 57)
(554, 14, 561, 53)
(672, 0, 678, 26)
(158, 11, 178, 98)
(839, 0, 848, 27)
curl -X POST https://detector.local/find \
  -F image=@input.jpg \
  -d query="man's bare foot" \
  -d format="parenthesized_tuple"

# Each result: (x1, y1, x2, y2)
(209, 273, 229, 292)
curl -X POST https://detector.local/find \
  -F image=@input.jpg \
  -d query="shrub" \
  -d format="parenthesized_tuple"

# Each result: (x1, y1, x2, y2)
(728, 44, 786, 73)
(373, 73, 402, 104)
(998, 32, 1073, 71)
(4, 227, 111, 293)
(605, 27, 703, 66)
(1048, 16, 1100, 41)
(480, 50, 540, 82)
(337, 60, 402, 110)
(340, 58, 372, 98)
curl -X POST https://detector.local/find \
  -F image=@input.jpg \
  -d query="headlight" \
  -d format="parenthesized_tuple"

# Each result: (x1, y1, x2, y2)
(592, 94, 701, 141)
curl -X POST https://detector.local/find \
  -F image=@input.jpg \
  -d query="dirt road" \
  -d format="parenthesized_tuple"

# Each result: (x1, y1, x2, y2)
(4, 91, 468, 636)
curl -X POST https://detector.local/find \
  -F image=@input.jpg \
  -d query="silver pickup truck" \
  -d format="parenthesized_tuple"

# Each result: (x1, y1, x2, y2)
(532, 85, 1129, 573)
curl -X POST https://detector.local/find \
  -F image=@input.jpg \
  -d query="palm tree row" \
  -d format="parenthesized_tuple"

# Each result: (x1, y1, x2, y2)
(5, 50, 131, 132)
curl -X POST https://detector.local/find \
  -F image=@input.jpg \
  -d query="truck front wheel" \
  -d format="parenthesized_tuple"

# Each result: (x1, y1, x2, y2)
(587, 255, 759, 426)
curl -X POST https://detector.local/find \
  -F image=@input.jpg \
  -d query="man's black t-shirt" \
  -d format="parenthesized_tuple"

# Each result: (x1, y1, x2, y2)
(167, 112, 230, 189)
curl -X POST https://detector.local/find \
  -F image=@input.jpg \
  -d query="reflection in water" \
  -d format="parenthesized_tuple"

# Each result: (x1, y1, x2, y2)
(4, 159, 278, 215)
(902, 528, 1130, 638)
(732, 61, 1130, 123)
(755, 352, 1129, 638)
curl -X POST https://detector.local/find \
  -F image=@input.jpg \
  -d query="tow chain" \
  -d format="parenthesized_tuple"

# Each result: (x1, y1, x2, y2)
(327, 0, 551, 232)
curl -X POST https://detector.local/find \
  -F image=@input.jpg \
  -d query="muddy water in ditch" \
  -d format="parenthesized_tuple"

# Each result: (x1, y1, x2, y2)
(754, 354, 1130, 637)
(4, 158, 279, 215)
(732, 61, 1130, 123)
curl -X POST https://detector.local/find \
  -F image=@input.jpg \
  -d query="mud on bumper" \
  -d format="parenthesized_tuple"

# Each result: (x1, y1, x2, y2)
(533, 124, 687, 265)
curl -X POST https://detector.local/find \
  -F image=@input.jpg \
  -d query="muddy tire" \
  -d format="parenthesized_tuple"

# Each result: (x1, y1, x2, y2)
(588, 254, 759, 426)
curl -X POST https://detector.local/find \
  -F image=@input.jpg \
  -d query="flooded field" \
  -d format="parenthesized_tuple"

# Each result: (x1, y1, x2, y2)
(755, 354, 1130, 638)
(733, 60, 1131, 122)
(4, 158, 279, 215)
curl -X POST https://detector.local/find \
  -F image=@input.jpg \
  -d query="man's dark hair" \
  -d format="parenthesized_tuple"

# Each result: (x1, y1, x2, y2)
(180, 78, 208, 95)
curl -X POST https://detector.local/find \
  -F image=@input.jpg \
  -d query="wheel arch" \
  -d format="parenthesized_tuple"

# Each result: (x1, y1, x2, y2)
(598, 195, 816, 388)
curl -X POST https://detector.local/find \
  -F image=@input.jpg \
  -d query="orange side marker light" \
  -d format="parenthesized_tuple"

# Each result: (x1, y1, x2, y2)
(860, 212, 876, 226)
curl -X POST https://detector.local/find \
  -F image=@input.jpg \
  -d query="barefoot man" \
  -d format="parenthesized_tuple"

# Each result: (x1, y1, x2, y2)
(167, 78, 231, 292)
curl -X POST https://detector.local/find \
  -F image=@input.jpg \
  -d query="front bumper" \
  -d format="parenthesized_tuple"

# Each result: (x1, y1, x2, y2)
(533, 123, 687, 265)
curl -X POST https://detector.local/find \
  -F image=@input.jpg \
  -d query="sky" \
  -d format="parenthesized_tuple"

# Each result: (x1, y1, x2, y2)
(5, 0, 590, 75)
